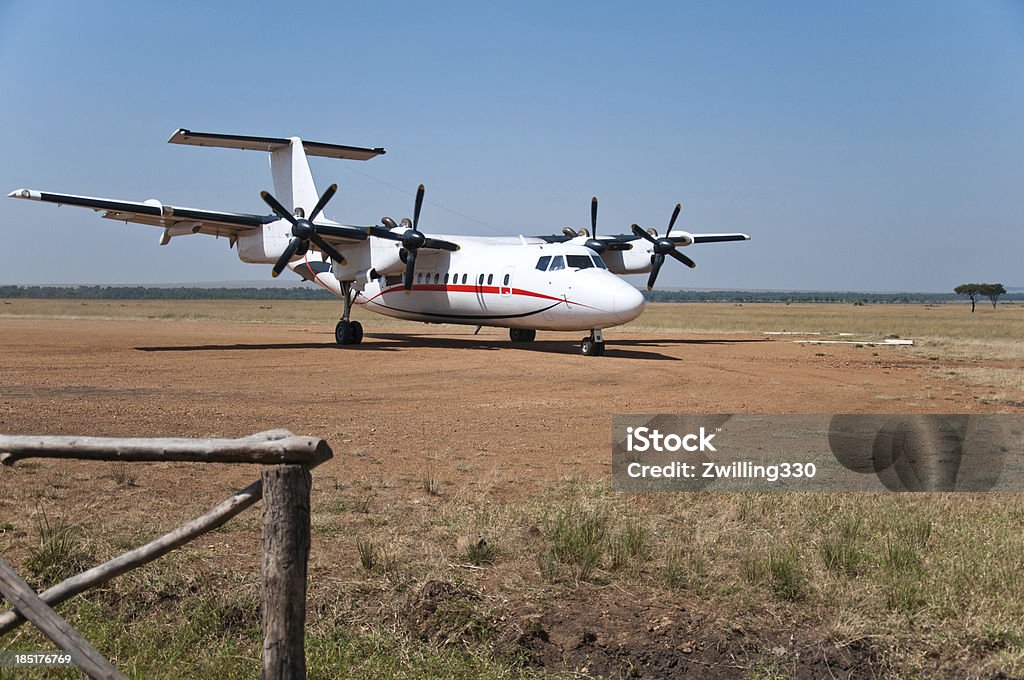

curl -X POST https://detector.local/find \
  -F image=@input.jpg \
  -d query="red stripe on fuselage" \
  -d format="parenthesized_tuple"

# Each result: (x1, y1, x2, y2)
(358, 284, 598, 310)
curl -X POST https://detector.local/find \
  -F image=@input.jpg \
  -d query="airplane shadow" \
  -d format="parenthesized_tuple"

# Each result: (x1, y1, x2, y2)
(135, 334, 768, 362)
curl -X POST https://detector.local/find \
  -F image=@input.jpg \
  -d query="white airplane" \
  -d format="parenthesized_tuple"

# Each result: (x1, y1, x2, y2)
(8, 130, 749, 356)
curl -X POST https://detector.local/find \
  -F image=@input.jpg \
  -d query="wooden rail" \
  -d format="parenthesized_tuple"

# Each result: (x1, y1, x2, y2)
(0, 430, 332, 680)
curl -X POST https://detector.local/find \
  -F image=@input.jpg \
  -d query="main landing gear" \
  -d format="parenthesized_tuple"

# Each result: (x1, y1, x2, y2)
(335, 282, 363, 346)
(580, 329, 605, 357)
(509, 328, 537, 343)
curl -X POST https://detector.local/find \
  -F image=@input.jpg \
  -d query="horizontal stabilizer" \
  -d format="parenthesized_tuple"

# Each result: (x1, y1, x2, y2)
(168, 129, 385, 161)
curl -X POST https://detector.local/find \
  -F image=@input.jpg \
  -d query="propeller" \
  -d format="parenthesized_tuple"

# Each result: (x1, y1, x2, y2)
(367, 184, 459, 293)
(584, 197, 605, 254)
(582, 197, 631, 253)
(260, 184, 368, 278)
(631, 203, 696, 290)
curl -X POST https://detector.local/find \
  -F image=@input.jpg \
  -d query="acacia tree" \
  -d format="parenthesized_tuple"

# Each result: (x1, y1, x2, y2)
(983, 283, 1006, 309)
(954, 283, 1006, 312)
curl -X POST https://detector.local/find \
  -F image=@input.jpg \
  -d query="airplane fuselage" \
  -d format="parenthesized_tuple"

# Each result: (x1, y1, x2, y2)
(297, 237, 646, 332)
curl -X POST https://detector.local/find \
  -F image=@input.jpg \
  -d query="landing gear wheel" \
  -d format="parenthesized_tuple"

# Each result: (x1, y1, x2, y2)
(580, 337, 605, 356)
(335, 320, 362, 345)
(509, 328, 537, 343)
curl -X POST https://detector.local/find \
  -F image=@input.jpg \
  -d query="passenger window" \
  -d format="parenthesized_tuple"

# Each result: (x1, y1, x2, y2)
(566, 255, 593, 269)
(536, 256, 551, 271)
(462, 274, 467, 284)
(478, 274, 484, 285)
(416, 272, 423, 284)
(548, 255, 565, 271)
(591, 255, 607, 269)
(487, 274, 493, 285)
(444, 273, 449, 284)
(503, 273, 510, 285)
(434, 273, 440, 284)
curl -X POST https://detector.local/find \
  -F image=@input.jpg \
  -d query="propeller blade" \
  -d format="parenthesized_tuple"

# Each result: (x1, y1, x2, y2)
(631, 223, 658, 244)
(591, 196, 598, 236)
(666, 203, 681, 236)
(271, 237, 302, 278)
(309, 233, 347, 266)
(308, 183, 337, 222)
(667, 248, 696, 269)
(403, 248, 418, 293)
(647, 253, 665, 290)
(261, 191, 297, 226)
(421, 237, 460, 252)
(413, 184, 425, 231)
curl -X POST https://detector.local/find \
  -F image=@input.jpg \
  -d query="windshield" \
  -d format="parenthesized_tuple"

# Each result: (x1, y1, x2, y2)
(566, 255, 593, 269)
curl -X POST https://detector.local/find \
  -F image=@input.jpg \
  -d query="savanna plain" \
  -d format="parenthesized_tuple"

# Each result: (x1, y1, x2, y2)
(1, 299, 1022, 679)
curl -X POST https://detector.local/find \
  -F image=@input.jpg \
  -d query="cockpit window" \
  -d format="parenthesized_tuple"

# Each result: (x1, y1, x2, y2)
(591, 255, 607, 269)
(566, 255, 593, 270)
(536, 256, 551, 271)
(548, 255, 565, 271)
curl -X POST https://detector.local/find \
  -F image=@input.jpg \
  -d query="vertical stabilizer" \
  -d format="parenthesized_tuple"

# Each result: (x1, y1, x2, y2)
(270, 138, 319, 218)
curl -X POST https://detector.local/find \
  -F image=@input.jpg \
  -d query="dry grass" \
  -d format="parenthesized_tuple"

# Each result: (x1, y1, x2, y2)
(5, 298, 1022, 341)
(0, 298, 416, 327)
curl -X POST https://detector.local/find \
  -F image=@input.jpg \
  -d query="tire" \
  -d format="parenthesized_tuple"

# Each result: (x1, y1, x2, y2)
(509, 328, 536, 342)
(351, 320, 363, 345)
(335, 320, 354, 345)
(581, 337, 606, 356)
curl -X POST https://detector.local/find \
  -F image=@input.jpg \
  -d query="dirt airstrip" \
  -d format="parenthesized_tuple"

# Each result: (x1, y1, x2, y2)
(0, 316, 988, 473)
(1, 314, 1021, 678)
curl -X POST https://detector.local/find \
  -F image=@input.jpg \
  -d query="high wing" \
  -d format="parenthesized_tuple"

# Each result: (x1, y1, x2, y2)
(6, 188, 368, 249)
(682, 233, 750, 244)
(8, 188, 274, 242)
(533, 231, 750, 244)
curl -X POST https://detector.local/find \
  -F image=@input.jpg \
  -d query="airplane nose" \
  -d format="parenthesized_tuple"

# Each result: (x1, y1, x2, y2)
(612, 283, 646, 323)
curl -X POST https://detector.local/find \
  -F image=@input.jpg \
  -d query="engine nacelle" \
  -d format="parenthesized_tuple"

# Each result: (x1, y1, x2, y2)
(236, 222, 293, 264)
(369, 238, 405, 275)
(603, 244, 654, 275)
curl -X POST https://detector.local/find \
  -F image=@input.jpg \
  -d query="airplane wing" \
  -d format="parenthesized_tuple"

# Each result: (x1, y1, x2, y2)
(8, 189, 275, 243)
(684, 233, 750, 244)
(535, 231, 750, 245)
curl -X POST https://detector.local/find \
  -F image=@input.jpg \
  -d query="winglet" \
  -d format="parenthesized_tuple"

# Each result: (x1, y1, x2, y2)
(8, 189, 40, 200)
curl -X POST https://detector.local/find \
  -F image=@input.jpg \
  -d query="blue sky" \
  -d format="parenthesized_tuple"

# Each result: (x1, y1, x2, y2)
(1, 1, 1021, 291)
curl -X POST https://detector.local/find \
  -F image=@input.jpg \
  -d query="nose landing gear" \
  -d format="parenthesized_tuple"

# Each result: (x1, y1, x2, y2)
(580, 329, 605, 356)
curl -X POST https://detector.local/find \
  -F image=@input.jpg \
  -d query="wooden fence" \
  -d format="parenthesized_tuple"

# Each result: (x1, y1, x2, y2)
(0, 430, 333, 680)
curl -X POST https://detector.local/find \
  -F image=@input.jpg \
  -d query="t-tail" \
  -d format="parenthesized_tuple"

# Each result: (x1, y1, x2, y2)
(167, 129, 385, 219)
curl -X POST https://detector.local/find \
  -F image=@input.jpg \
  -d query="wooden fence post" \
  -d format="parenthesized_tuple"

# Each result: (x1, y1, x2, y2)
(260, 465, 311, 680)
(0, 559, 126, 680)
